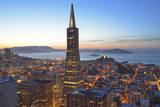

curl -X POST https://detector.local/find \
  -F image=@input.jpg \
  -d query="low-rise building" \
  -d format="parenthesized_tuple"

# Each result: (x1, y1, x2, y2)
(67, 88, 108, 107)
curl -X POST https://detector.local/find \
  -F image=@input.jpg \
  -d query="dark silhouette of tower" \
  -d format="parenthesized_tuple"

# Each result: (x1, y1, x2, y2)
(63, 3, 83, 96)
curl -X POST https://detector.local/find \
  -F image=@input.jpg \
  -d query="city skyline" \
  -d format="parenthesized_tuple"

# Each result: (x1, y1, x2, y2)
(0, 1, 160, 107)
(0, 0, 160, 49)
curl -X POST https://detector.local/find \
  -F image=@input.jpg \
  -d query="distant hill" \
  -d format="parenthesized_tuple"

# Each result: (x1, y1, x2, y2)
(9, 46, 63, 53)
(105, 49, 132, 54)
(81, 48, 133, 54)
(1, 46, 132, 54)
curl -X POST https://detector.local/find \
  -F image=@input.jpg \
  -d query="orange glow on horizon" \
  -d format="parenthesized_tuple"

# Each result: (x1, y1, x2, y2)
(0, 41, 159, 49)
(0, 44, 159, 49)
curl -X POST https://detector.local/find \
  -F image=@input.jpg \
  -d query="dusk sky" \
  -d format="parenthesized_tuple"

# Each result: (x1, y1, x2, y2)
(0, 0, 160, 49)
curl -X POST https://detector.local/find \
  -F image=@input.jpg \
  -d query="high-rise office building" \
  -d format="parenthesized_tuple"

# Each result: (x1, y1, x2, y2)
(0, 78, 17, 107)
(63, 4, 83, 96)
(61, 4, 83, 107)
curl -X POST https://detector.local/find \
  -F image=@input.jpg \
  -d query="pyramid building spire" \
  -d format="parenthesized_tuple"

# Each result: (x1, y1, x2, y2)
(69, 4, 76, 28)
(63, 3, 82, 106)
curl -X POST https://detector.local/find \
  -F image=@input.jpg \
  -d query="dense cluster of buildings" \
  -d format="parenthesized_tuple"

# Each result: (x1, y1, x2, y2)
(0, 3, 160, 107)
(0, 49, 63, 107)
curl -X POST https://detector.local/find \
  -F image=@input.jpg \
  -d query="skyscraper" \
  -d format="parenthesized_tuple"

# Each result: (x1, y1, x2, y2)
(63, 4, 83, 96)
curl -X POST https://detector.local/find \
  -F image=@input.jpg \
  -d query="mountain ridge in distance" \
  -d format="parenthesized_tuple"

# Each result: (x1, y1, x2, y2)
(1, 46, 133, 54)
(80, 48, 133, 54)
(9, 46, 63, 53)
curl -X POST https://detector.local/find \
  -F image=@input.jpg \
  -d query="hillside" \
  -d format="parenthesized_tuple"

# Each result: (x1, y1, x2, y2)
(9, 46, 61, 53)
(0, 46, 132, 54)
(81, 48, 133, 54)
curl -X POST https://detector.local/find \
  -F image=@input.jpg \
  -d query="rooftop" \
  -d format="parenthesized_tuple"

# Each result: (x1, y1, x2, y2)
(154, 91, 160, 96)
(69, 88, 108, 97)
(0, 77, 12, 84)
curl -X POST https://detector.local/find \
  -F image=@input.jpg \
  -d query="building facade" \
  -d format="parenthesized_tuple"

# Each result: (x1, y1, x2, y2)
(67, 88, 108, 107)
(18, 80, 53, 107)
(0, 78, 17, 107)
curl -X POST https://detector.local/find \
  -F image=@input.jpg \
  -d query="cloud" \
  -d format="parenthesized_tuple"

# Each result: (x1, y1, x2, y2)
(86, 40, 106, 42)
(82, 34, 160, 44)
(112, 37, 160, 43)
(80, 40, 105, 44)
